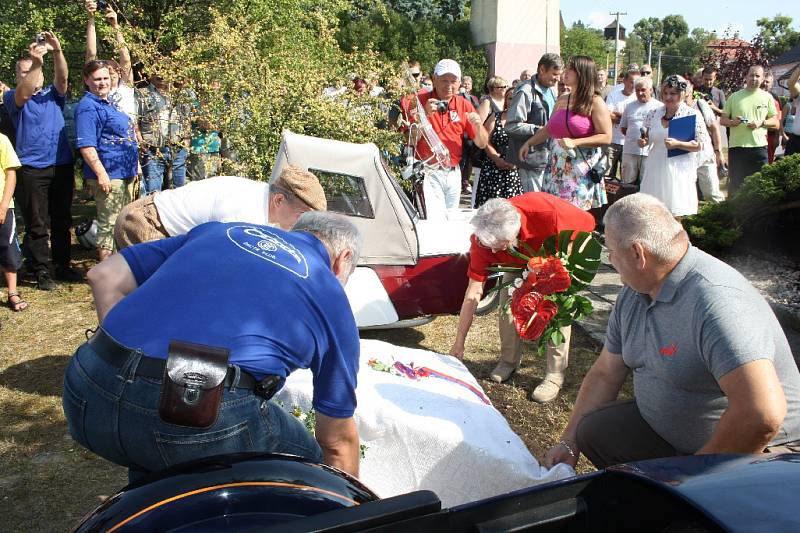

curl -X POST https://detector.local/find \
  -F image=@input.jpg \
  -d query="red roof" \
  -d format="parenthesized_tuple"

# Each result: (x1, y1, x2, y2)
(706, 39, 753, 61)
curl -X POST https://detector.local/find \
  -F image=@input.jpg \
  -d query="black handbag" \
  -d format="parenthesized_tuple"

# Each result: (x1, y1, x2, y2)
(159, 340, 230, 428)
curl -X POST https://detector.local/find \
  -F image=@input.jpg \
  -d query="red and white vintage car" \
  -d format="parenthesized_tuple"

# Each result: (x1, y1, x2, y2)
(271, 131, 496, 329)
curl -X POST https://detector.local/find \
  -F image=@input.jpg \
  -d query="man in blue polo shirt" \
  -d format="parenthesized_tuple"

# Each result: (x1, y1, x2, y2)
(63, 212, 363, 479)
(3, 33, 81, 289)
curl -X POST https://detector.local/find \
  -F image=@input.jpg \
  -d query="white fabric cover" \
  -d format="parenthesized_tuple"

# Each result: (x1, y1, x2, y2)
(275, 339, 575, 507)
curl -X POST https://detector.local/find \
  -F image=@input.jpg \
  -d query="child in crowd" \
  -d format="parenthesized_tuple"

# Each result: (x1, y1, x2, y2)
(0, 133, 27, 312)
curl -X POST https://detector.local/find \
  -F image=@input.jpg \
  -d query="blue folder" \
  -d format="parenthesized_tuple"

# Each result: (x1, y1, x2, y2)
(667, 114, 696, 158)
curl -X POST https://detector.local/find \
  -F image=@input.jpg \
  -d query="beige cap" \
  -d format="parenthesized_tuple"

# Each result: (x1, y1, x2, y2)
(274, 165, 327, 211)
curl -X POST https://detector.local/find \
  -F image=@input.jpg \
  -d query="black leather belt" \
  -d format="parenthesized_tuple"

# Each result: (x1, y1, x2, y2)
(87, 328, 265, 391)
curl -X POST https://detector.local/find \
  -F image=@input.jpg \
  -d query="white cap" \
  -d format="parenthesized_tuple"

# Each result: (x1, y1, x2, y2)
(433, 59, 461, 79)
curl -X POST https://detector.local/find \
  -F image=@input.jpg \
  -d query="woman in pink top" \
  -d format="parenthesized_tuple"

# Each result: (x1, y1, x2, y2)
(518, 56, 612, 210)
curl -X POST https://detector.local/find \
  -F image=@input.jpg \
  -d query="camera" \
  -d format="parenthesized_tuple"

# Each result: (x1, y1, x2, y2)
(97, 0, 109, 10)
(436, 100, 448, 114)
(737, 116, 749, 125)
(35, 32, 46, 45)
(587, 168, 603, 184)
(702, 93, 712, 102)
(639, 127, 647, 139)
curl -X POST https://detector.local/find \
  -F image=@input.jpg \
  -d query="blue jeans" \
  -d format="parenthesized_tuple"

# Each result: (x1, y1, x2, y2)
(140, 145, 188, 196)
(62, 342, 322, 479)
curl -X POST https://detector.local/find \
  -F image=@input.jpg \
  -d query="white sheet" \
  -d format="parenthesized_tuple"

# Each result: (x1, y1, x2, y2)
(275, 339, 575, 507)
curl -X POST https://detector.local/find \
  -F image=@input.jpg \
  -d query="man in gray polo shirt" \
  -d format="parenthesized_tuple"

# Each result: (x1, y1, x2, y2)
(543, 193, 800, 469)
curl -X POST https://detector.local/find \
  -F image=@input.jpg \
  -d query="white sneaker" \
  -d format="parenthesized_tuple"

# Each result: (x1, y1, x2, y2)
(532, 375, 563, 403)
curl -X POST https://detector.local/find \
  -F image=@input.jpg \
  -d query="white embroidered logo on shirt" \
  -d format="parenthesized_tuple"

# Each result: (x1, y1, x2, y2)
(227, 225, 309, 278)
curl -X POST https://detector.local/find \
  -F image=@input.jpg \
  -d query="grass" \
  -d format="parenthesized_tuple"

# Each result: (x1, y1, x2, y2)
(0, 201, 627, 531)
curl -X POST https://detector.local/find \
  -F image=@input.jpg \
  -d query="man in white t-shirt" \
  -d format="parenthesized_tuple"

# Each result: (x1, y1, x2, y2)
(605, 69, 640, 179)
(113, 165, 327, 249)
(619, 77, 663, 185)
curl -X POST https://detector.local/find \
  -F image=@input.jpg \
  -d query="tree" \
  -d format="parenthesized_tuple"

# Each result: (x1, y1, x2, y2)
(560, 23, 607, 66)
(660, 14, 689, 47)
(632, 17, 663, 62)
(700, 34, 773, 94)
(335, 3, 486, 87)
(757, 15, 800, 58)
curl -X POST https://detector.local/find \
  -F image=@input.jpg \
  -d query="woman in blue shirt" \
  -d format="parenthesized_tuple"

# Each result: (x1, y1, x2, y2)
(74, 60, 138, 260)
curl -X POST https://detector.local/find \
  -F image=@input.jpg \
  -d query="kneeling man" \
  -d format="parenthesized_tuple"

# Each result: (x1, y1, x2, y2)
(545, 193, 800, 469)
(114, 165, 326, 249)
(64, 212, 362, 479)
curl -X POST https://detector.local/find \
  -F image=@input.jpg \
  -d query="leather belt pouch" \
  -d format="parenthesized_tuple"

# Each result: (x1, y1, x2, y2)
(158, 340, 230, 428)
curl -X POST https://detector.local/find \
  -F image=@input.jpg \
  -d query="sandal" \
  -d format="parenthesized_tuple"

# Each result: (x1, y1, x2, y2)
(7, 291, 28, 312)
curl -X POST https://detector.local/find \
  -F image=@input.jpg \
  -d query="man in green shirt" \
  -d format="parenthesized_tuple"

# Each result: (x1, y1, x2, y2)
(720, 65, 778, 195)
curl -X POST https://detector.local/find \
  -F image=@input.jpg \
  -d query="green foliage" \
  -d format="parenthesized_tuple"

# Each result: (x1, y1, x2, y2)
(683, 154, 800, 252)
(560, 23, 607, 66)
(682, 202, 742, 253)
(336, 3, 486, 86)
(124, 0, 400, 178)
(660, 15, 689, 47)
(660, 30, 715, 76)
(632, 17, 663, 49)
(0, 1, 88, 84)
(757, 15, 800, 58)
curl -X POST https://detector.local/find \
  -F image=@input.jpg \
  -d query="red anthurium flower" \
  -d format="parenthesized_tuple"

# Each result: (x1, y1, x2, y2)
(526, 256, 571, 295)
(511, 290, 559, 340)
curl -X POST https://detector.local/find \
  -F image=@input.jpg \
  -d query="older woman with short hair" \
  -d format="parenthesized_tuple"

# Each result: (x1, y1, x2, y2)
(638, 74, 710, 217)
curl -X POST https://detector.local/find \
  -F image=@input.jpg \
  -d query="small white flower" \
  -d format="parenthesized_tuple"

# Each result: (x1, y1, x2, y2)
(513, 277, 524, 288)
(522, 270, 529, 280)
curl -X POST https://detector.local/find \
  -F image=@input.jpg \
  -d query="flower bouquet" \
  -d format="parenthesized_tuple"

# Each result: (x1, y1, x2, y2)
(487, 230, 602, 355)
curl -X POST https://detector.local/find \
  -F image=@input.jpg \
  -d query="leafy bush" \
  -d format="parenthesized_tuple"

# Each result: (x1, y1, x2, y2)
(683, 154, 800, 252)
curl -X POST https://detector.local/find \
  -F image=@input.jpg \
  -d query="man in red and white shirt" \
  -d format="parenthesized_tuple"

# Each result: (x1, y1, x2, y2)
(410, 59, 488, 219)
(450, 193, 595, 402)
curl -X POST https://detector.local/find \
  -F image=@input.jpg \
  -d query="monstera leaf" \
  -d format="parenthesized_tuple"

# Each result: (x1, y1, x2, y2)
(484, 230, 602, 355)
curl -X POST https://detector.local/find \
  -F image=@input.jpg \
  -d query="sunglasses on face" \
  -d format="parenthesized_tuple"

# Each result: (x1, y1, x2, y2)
(494, 85, 508, 89)
(641, 71, 652, 75)
(411, 72, 421, 78)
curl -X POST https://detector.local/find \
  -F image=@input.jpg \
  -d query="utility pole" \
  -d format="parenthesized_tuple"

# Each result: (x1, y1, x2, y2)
(657, 51, 663, 87)
(610, 11, 627, 80)
(647, 40, 653, 66)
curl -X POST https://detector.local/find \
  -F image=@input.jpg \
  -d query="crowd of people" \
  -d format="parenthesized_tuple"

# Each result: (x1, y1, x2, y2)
(1, 6, 800, 494)
(392, 54, 799, 224)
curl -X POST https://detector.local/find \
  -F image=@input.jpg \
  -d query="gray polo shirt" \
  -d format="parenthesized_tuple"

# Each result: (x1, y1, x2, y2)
(605, 246, 800, 453)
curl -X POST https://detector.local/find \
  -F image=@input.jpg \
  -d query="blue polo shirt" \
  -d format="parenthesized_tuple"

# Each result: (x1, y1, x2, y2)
(103, 222, 361, 418)
(74, 92, 138, 180)
(3, 85, 73, 168)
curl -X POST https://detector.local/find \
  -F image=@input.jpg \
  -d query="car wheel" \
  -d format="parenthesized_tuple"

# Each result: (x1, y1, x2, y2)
(475, 286, 500, 316)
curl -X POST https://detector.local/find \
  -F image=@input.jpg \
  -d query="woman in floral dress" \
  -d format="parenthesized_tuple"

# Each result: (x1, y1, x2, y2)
(517, 56, 611, 210)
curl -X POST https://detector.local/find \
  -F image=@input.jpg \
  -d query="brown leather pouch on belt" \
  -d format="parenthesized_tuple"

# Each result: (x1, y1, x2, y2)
(158, 340, 230, 429)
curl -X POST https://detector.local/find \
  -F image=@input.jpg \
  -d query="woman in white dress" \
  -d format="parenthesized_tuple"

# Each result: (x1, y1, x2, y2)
(639, 75, 710, 217)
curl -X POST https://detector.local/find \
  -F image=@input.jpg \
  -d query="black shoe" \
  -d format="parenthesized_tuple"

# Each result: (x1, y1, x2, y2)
(37, 270, 56, 291)
(54, 265, 85, 282)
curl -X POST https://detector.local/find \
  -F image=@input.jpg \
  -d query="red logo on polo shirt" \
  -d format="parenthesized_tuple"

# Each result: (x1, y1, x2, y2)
(659, 343, 678, 357)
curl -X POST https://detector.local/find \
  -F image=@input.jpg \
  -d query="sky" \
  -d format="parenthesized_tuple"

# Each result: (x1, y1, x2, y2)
(560, 0, 800, 41)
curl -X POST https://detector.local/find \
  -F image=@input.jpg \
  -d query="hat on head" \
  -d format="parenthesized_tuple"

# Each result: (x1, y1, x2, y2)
(434, 59, 462, 79)
(275, 166, 327, 211)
